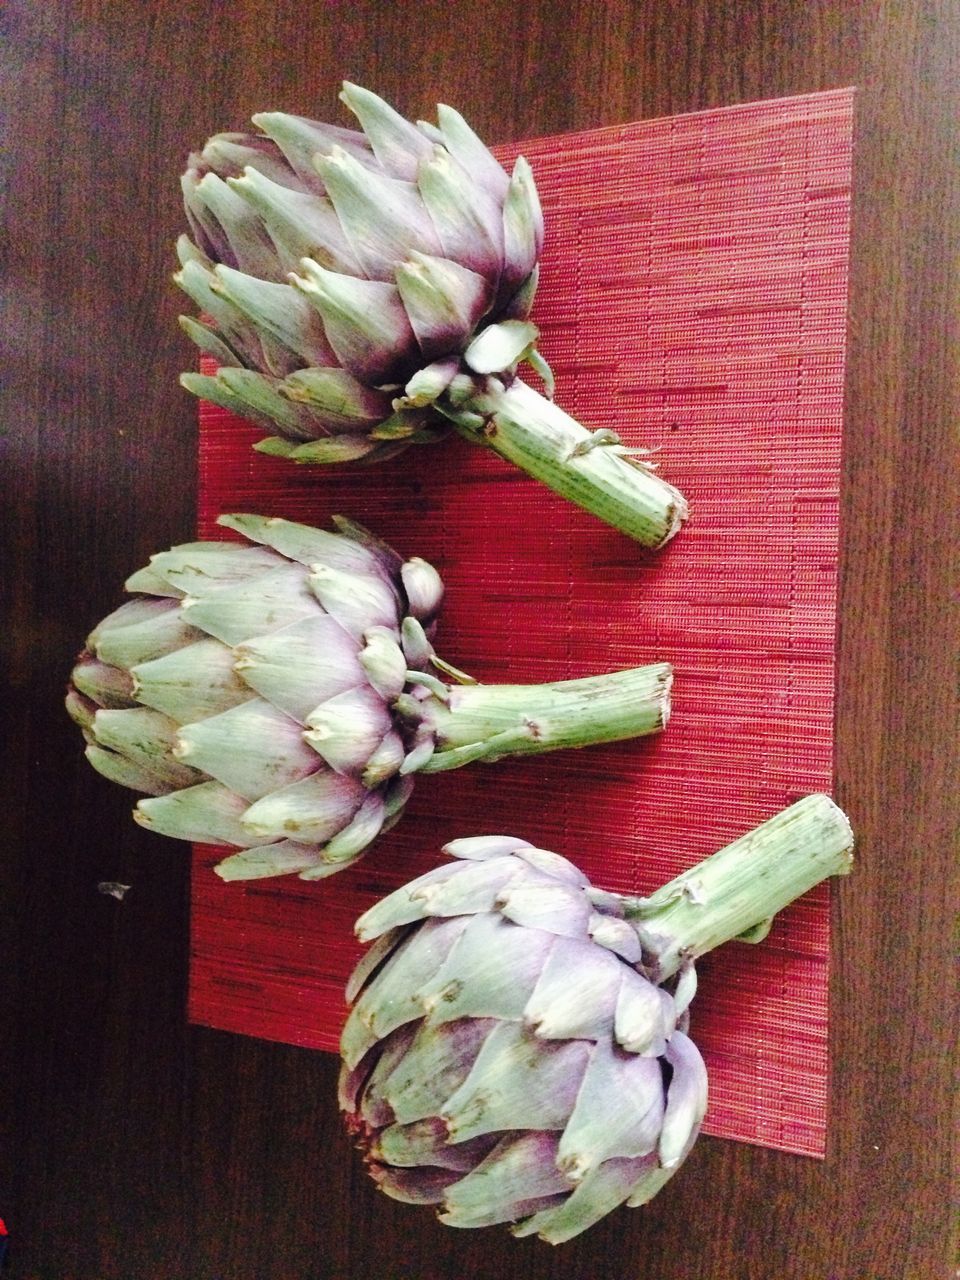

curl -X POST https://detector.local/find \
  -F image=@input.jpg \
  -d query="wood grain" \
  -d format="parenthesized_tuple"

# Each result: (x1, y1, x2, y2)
(3, 2, 956, 1277)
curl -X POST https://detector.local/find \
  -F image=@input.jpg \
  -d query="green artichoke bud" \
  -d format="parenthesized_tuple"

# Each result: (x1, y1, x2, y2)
(67, 514, 672, 880)
(340, 794, 854, 1242)
(177, 83, 688, 547)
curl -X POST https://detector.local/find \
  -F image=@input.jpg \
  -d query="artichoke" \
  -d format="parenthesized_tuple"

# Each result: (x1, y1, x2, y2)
(340, 794, 854, 1242)
(176, 82, 688, 547)
(66, 513, 672, 880)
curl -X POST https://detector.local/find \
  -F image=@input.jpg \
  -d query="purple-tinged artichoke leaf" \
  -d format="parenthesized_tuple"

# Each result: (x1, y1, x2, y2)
(340, 916, 470, 1069)
(558, 1040, 664, 1181)
(135, 779, 259, 847)
(657, 1031, 708, 1169)
(130, 638, 251, 724)
(87, 595, 181, 649)
(524, 343, 555, 400)
(124, 562, 187, 599)
(174, 697, 319, 801)
(180, 563, 319, 647)
(419, 916, 555, 1024)
(93, 707, 204, 791)
(420, 915, 556, 1027)
(441, 1193, 568, 1231)
(175, 231, 211, 270)
(216, 367, 315, 438)
(281, 367, 393, 428)
(218, 512, 394, 578)
(401, 734, 438, 779)
(397, 356, 460, 409)
(251, 111, 373, 191)
(496, 879, 593, 939)
(179, 372, 282, 436)
(624, 1159, 686, 1209)
(463, 320, 539, 376)
(138, 541, 283, 599)
(340, 82, 435, 182)
(585, 885, 627, 915)
(200, 131, 305, 190)
(174, 258, 260, 355)
(500, 156, 545, 299)
(372, 1117, 473, 1170)
(499, 264, 540, 322)
(441, 1132, 571, 1221)
(308, 561, 400, 638)
(251, 435, 297, 457)
(177, 314, 244, 368)
(417, 145, 505, 281)
(212, 261, 338, 365)
(614, 966, 673, 1056)
(351, 1018, 420, 1126)
(441, 835, 534, 861)
(316, 146, 442, 281)
(93, 598, 201, 671)
(232, 613, 366, 723)
(354, 862, 463, 941)
(367, 408, 433, 440)
(395, 252, 493, 361)
(513, 844, 590, 886)
(293, 260, 420, 385)
(522, 937, 622, 1041)
(227, 166, 363, 277)
(441, 1022, 590, 1142)
(360, 730, 407, 789)
(69, 657, 136, 709)
(302, 789, 386, 871)
(588, 912, 643, 963)
(190, 172, 285, 280)
(345, 926, 411, 1003)
(367, 1163, 460, 1206)
(306, 678, 393, 772)
(413, 856, 524, 919)
(359, 627, 408, 700)
(399, 556, 444, 624)
(214, 839, 330, 881)
(285, 435, 384, 464)
(85, 743, 181, 796)
(65, 688, 96, 734)
(399, 614, 435, 668)
(513, 1153, 658, 1245)
(434, 104, 510, 202)
(355, 732, 404, 788)
(330, 515, 406, 575)
(380, 1017, 496, 1127)
(247, 330, 301, 382)
(671, 962, 698, 1018)
(239, 767, 366, 846)
(181, 172, 239, 268)
(373, 771, 414, 825)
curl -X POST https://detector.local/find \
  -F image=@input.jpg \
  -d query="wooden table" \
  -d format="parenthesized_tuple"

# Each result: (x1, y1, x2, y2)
(3, 3, 956, 1276)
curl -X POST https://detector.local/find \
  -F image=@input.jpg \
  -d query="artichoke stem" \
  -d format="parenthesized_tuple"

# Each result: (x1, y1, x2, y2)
(460, 378, 688, 547)
(414, 661, 672, 772)
(624, 794, 854, 980)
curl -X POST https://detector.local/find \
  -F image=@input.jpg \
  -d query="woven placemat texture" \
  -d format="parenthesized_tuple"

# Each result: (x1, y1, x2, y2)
(190, 88, 853, 1157)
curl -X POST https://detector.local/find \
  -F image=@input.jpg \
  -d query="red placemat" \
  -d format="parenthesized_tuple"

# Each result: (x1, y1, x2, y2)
(190, 88, 854, 1158)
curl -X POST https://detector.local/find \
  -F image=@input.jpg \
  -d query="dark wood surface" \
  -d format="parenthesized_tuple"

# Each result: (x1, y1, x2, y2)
(3, 2, 956, 1277)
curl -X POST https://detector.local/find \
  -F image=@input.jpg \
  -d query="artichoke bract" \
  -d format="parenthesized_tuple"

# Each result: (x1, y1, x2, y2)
(340, 794, 854, 1242)
(66, 514, 672, 881)
(177, 82, 688, 547)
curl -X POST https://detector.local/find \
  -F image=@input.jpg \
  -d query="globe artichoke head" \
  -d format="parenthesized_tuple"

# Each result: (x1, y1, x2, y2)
(177, 82, 545, 464)
(339, 836, 707, 1243)
(340, 796, 855, 1241)
(67, 514, 673, 880)
(66, 513, 444, 879)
